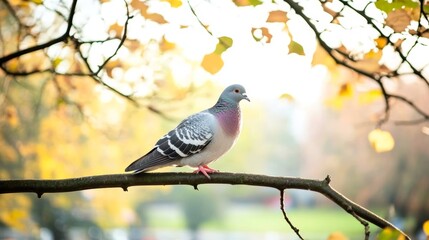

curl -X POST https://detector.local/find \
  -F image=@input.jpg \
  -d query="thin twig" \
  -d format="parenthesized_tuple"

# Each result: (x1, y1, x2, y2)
(280, 189, 304, 240)
(347, 206, 370, 240)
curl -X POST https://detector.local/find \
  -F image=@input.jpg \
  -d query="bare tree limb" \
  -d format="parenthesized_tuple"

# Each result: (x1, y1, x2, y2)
(0, 172, 410, 239)
(0, 0, 78, 65)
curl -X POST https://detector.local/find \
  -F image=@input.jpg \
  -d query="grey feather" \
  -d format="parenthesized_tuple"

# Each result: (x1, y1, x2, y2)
(125, 112, 214, 172)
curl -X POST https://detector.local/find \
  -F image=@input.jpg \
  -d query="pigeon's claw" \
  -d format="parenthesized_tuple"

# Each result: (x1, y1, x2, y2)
(193, 165, 218, 179)
(202, 165, 219, 172)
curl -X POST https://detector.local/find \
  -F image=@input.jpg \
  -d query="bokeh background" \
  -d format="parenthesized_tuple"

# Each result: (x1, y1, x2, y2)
(1, 0, 429, 239)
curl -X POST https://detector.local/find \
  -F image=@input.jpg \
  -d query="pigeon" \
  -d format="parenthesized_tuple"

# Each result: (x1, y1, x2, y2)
(125, 84, 249, 179)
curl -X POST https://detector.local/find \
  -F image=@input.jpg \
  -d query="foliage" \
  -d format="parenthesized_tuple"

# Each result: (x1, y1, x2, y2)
(1, 0, 429, 238)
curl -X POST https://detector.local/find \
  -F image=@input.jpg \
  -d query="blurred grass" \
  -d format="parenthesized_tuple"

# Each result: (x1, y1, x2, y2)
(146, 205, 378, 236)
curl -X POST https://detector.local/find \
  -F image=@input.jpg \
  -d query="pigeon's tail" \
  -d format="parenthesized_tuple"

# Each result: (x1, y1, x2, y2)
(125, 148, 179, 173)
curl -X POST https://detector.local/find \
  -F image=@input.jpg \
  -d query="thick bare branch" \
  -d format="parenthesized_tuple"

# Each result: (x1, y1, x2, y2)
(0, 172, 410, 239)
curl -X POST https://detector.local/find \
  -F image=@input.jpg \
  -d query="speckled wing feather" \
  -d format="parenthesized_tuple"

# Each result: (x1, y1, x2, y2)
(125, 112, 214, 172)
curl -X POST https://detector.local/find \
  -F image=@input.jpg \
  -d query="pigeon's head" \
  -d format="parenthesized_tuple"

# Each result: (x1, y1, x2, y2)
(221, 84, 250, 103)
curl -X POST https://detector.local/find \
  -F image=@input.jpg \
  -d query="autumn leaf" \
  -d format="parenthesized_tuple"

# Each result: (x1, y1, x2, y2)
(104, 59, 122, 78)
(322, 3, 338, 18)
(327, 232, 348, 240)
(215, 36, 233, 54)
(368, 129, 395, 153)
(311, 44, 337, 71)
(162, 0, 182, 8)
(233, 0, 263, 7)
(131, 0, 167, 24)
(252, 27, 272, 43)
(348, 49, 382, 73)
(375, 37, 388, 49)
(108, 22, 123, 37)
(29, 0, 43, 4)
(279, 93, 294, 101)
(377, 227, 406, 240)
(359, 89, 382, 104)
(52, 57, 62, 68)
(5, 58, 20, 72)
(288, 40, 305, 55)
(160, 36, 176, 52)
(201, 36, 232, 74)
(386, 9, 411, 33)
(267, 10, 288, 23)
(325, 83, 354, 110)
(124, 39, 141, 52)
(201, 52, 224, 74)
(423, 220, 429, 236)
(375, 0, 418, 14)
(339, 83, 353, 98)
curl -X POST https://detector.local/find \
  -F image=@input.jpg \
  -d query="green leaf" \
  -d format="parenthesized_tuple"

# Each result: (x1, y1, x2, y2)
(377, 227, 403, 240)
(214, 36, 233, 55)
(288, 40, 305, 55)
(375, 0, 419, 14)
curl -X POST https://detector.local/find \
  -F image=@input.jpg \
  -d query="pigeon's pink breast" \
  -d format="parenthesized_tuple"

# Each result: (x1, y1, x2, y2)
(216, 107, 241, 137)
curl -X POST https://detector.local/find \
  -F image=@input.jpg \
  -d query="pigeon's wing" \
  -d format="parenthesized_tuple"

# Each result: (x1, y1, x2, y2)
(125, 112, 214, 173)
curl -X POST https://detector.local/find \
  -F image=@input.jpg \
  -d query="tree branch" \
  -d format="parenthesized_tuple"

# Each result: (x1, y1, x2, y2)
(280, 189, 304, 239)
(284, 0, 429, 126)
(0, 0, 78, 65)
(0, 172, 410, 239)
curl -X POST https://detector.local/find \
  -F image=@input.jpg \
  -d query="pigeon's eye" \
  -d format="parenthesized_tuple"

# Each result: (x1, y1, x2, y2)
(234, 89, 240, 93)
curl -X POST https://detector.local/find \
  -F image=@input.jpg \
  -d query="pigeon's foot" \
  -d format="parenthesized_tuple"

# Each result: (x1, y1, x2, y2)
(193, 165, 218, 179)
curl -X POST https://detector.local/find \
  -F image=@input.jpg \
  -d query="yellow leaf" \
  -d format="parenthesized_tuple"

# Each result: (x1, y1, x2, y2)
(288, 40, 305, 55)
(364, 49, 383, 60)
(339, 83, 353, 98)
(311, 44, 336, 70)
(324, 96, 344, 110)
(52, 57, 62, 68)
(5, 58, 20, 72)
(267, 10, 288, 23)
(279, 93, 294, 101)
(423, 220, 429, 236)
(327, 232, 349, 240)
(162, 0, 182, 8)
(160, 36, 176, 52)
(201, 52, 224, 74)
(375, 37, 388, 49)
(359, 89, 382, 104)
(29, 0, 43, 4)
(368, 129, 395, 153)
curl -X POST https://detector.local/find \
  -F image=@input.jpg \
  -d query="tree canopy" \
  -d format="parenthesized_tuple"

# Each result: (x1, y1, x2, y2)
(1, 0, 429, 239)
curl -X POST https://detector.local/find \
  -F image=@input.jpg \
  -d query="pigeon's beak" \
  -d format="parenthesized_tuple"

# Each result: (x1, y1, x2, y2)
(242, 93, 250, 102)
